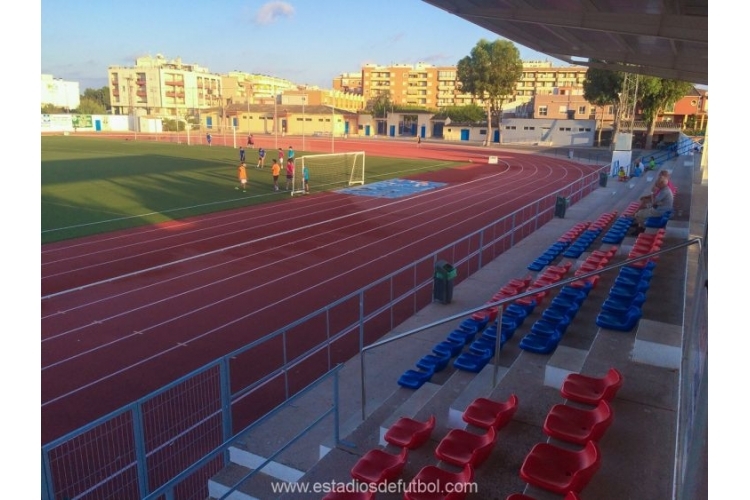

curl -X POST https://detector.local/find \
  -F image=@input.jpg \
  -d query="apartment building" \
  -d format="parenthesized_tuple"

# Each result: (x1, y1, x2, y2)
(221, 72, 298, 106)
(357, 61, 588, 110)
(108, 54, 223, 117)
(332, 72, 363, 94)
(41, 74, 80, 110)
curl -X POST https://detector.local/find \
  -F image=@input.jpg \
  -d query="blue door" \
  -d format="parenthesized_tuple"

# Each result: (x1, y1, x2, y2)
(95, 120, 102, 131)
(344, 122, 350, 135)
(389, 125, 396, 137)
(365, 125, 371, 136)
(420, 125, 426, 138)
(206, 117, 213, 129)
(494, 130, 500, 143)
(460, 129, 470, 141)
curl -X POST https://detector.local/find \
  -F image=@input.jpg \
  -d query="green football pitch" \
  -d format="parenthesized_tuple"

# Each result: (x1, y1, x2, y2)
(41, 136, 461, 244)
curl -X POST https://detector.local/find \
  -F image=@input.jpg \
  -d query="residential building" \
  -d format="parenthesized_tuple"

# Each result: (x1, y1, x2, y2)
(108, 54, 223, 118)
(357, 61, 588, 110)
(332, 72, 363, 94)
(212, 88, 365, 135)
(221, 72, 297, 106)
(41, 74, 80, 110)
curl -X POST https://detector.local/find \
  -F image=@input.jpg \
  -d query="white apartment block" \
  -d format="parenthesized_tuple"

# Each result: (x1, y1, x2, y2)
(41, 74, 81, 110)
(108, 54, 223, 118)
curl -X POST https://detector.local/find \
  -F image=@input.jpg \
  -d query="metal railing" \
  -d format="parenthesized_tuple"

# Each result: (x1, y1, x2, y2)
(360, 236, 701, 404)
(360, 237, 707, 500)
(41, 169, 603, 500)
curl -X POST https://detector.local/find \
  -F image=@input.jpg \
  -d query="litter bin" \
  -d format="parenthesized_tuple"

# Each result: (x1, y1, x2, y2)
(599, 171, 609, 187)
(554, 196, 569, 218)
(568, 149, 574, 159)
(433, 260, 457, 304)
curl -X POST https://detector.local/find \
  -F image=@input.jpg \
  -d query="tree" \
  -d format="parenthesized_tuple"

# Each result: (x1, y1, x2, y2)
(638, 77, 694, 148)
(457, 39, 523, 146)
(434, 104, 485, 123)
(366, 91, 393, 118)
(583, 67, 624, 146)
(82, 86, 111, 111)
(42, 103, 65, 114)
(76, 97, 106, 115)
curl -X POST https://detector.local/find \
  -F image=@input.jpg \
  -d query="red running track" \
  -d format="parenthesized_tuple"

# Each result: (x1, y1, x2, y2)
(41, 137, 599, 444)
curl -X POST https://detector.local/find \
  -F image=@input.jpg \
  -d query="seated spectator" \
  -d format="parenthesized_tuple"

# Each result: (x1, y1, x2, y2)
(632, 175, 674, 235)
(618, 166, 628, 182)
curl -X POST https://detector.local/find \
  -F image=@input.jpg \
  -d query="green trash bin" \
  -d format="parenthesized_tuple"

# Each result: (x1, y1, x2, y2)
(599, 171, 609, 187)
(433, 260, 457, 304)
(554, 196, 569, 218)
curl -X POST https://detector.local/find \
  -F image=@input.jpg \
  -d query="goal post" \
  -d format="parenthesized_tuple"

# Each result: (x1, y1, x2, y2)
(291, 151, 365, 196)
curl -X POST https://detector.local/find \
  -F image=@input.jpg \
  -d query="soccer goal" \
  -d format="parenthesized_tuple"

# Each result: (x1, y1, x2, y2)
(291, 151, 365, 196)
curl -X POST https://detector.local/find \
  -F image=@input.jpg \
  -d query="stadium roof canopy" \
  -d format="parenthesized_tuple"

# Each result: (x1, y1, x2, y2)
(421, 0, 708, 85)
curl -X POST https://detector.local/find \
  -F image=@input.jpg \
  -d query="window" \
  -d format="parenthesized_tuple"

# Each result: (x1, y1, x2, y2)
(524, 126, 535, 130)
(538, 106, 548, 116)
(559, 105, 568, 113)
(505, 125, 516, 130)
(578, 106, 586, 115)
(480, 129, 487, 135)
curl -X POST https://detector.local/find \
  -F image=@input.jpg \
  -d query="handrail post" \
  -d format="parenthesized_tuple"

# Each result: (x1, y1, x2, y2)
(492, 304, 505, 387)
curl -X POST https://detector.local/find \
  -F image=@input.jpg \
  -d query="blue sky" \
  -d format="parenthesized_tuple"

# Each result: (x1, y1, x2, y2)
(40, 0, 565, 91)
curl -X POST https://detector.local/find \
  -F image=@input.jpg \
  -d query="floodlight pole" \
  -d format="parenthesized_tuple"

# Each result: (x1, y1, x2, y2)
(302, 94, 307, 151)
(274, 84, 278, 150)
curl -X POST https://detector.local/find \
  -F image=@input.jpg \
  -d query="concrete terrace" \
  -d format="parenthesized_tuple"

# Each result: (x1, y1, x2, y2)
(208, 148, 707, 500)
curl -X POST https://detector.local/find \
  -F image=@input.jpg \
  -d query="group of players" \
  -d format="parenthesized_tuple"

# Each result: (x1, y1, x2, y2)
(235, 136, 309, 194)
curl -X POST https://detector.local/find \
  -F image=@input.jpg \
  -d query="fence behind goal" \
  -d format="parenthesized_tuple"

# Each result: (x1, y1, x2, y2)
(292, 151, 365, 196)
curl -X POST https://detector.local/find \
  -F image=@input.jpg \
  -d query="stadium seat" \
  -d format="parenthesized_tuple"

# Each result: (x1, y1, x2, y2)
(397, 367, 435, 390)
(433, 340, 463, 358)
(462, 394, 519, 430)
(543, 400, 614, 445)
(595, 305, 643, 332)
(453, 348, 493, 373)
(519, 332, 561, 354)
(350, 446, 408, 484)
(404, 463, 474, 500)
(416, 352, 451, 373)
(435, 426, 497, 468)
(384, 415, 436, 450)
(561, 368, 623, 405)
(519, 440, 601, 495)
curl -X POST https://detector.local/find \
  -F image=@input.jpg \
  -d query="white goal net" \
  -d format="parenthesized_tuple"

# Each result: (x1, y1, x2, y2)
(291, 151, 365, 196)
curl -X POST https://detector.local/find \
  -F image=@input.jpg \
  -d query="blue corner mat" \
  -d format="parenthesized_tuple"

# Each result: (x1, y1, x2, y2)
(338, 179, 447, 198)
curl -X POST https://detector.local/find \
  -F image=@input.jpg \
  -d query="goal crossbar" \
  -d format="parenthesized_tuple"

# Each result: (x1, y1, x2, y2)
(291, 151, 365, 196)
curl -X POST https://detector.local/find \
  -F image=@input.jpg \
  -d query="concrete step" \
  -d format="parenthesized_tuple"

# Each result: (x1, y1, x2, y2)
(208, 462, 286, 500)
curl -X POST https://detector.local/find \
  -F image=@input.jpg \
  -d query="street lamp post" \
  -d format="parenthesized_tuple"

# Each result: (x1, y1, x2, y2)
(330, 104, 335, 153)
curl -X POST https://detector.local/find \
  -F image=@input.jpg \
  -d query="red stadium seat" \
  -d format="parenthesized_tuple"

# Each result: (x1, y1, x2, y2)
(383, 415, 436, 450)
(462, 394, 519, 430)
(435, 426, 497, 468)
(350, 446, 408, 484)
(404, 463, 474, 500)
(543, 400, 614, 445)
(560, 368, 623, 405)
(520, 440, 601, 495)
